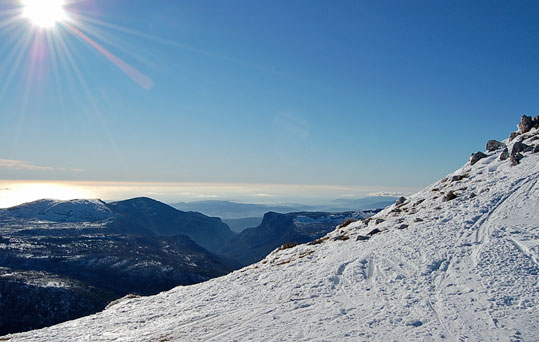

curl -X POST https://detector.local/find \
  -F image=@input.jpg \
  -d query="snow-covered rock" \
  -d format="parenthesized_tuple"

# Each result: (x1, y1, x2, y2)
(7, 126, 539, 341)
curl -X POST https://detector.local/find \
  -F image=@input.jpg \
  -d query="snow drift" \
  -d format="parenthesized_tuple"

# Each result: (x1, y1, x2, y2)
(6, 118, 539, 341)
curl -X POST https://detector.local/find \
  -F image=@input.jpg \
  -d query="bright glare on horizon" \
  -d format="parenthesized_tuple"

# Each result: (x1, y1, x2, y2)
(0, 183, 93, 208)
(22, 0, 68, 28)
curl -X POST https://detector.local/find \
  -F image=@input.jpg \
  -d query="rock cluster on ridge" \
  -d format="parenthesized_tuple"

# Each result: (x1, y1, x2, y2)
(469, 115, 539, 167)
(517, 114, 539, 133)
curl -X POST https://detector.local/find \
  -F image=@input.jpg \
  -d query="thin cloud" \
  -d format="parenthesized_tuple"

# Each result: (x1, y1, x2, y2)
(367, 191, 408, 197)
(0, 158, 53, 171)
(0, 159, 83, 173)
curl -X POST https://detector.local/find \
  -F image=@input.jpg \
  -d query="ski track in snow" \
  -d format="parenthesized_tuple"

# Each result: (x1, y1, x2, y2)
(5, 129, 539, 341)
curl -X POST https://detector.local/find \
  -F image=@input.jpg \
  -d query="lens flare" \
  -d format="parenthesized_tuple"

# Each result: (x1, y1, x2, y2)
(22, 0, 68, 28)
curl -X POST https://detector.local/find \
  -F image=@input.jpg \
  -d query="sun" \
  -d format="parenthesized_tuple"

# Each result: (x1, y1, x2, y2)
(22, 0, 68, 28)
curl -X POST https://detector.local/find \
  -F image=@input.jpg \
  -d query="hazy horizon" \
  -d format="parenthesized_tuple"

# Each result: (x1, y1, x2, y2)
(1, 1, 538, 209)
(0, 179, 413, 208)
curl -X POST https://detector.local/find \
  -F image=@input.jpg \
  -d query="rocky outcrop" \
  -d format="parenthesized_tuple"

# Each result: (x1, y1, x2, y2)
(518, 115, 534, 133)
(486, 140, 505, 151)
(509, 132, 520, 141)
(367, 228, 381, 236)
(511, 141, 531, 155)
(500, 147, 510, 161)
(470, 152, 487, 165)
(511, 153, 524, 166)
(517, 115, 539, 133)
(508, 142, 534, 166)
(395, 197, 407, 206)
(443, 191, 458, 202)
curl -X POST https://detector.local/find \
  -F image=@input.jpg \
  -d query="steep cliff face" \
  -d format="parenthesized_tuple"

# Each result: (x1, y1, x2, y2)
(217, 210, 374, 266)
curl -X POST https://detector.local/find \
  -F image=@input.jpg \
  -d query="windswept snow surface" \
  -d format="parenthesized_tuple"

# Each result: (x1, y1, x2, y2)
(8, 131, 539, 341)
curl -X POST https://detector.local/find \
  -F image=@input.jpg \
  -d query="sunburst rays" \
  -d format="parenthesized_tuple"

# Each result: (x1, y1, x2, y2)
(0, 0, 154, 102)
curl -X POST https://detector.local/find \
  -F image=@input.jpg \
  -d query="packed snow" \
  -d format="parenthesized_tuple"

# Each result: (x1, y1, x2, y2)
(5, 128, 539, 341)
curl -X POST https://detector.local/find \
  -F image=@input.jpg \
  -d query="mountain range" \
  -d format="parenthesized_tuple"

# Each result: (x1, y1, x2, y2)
(7, 117, 538, 341)
(218, 210, 378, 266)
(0, 196, 378, 335)
(170, 197, 397, 220)
(0, 197, 237, 335)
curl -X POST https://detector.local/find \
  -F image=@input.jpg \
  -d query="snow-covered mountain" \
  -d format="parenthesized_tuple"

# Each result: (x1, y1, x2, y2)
(0, 199, 113, 222)
(7, 117, 539, 341)
(0, 197, 238, 335)
(1, 197, 234, 253)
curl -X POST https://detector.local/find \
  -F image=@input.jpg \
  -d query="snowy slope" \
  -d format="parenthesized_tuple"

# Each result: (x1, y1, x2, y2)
(7, 126, 539, 341)
(0, 199, 112, 222)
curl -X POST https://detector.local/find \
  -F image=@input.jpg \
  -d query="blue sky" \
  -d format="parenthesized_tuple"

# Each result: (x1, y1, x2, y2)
(0, 0, 538, 205)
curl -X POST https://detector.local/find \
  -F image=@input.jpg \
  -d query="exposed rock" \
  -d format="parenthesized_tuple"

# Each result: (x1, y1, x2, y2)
(414, 218, 423, 222)
(509, 132, 520, 141)
(518, 115, 534, 133)
(511, 153, 523, 166)
(443, 191, 458, 202)
(395, 197, 407, 206)
(356, 235, 369, 241)
(486, 140, 505, 152)
(338, 219, 357, 229)
(375, 218, 385, 225)
(332, 235, 349, 241)
(470, 193, 476, 198)
(451, 174, 468, 182)
(367, 228, 381, 236)
(280, 242, 298, 250)
(397, 224, 409, 230)
(534, 145, 539, 154)
(362, 217, 373, 224)
(308, 237, 329, 245)
(470, 152, 487, 165)
(413, 199, 425, 206)
(220, 211, 365, 266)
(500, 147, 509, 161)
(407, 320, 423, 327)
(512, 141, 531, 155)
